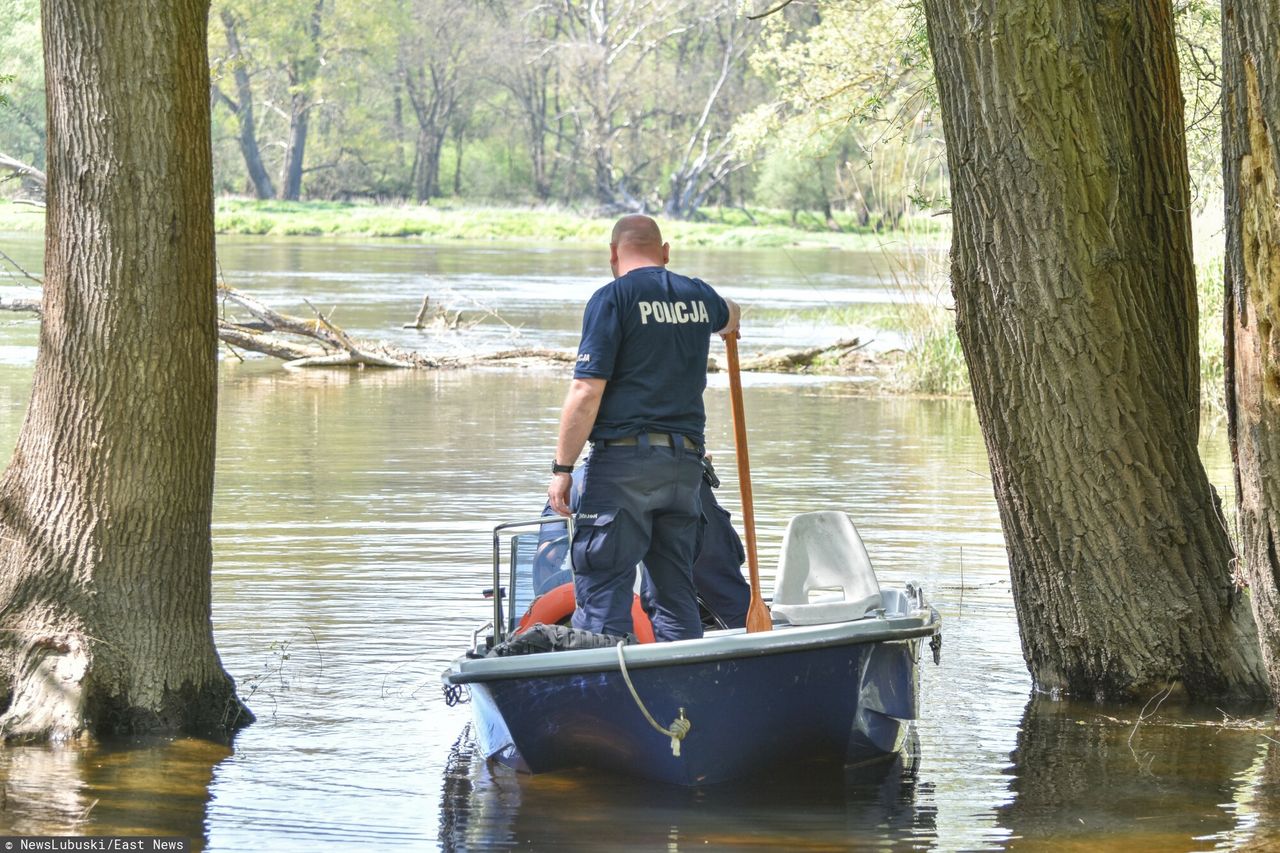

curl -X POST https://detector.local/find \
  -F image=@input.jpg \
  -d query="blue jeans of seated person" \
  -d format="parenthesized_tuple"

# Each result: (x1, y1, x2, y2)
(570, 439, 705, 641)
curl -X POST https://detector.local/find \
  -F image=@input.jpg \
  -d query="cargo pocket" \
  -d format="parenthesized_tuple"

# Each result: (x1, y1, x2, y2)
(706, 502, 746, 565)
(570, 509, 619, 576)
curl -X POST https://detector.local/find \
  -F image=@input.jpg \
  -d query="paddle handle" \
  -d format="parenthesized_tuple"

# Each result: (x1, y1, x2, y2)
(725, 333, 771, 633)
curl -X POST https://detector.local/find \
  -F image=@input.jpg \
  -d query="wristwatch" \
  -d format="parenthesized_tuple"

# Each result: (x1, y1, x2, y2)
(552, 462, 574, 475)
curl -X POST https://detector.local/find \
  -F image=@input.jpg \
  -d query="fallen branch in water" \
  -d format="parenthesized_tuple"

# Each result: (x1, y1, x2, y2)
(0, 296, 42, 315)
(0, 247, 43, 288)
(403, 295, 466, 330)
(0, 278, 877, 377)
(218, 285, 434, 368)
(710, 338, 867, 373)
(0, 152, 46, 190)
(403, 286, 523, 336)
(466, 347, 577, 365)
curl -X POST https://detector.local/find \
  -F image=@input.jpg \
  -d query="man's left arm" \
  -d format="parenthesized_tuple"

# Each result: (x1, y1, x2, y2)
(548, 377, 606, 516)
(717, 296, 741, 338)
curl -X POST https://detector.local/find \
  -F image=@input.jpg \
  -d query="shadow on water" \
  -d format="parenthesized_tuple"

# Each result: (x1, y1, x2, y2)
(0, 735, 235, 848)
(437, 726, 936, 851)
(998, 694, 1280, 850)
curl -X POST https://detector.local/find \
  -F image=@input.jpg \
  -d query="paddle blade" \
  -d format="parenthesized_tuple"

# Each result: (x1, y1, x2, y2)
(745, 592, 772, 633)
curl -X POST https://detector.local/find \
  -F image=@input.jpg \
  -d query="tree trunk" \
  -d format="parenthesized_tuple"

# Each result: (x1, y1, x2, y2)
(411, 127, 433, 204)
(427, 129, 444, 200)
(281, 97, 309, 202)
(0, 0, 251, 741)
(1223, 0, 1280, 708)
(452, 122, 464, 197)
(527, 83, 551, 201)
(279, 0, 324, 203)
(922, 0, 1265, 698)
(219, 9, 275, 200)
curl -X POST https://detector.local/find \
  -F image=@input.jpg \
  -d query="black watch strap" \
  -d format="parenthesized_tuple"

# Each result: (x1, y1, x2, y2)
(552, 462, 574, 475)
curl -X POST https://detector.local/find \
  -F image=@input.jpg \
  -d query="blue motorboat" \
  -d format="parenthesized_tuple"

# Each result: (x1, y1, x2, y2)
(442, 511, 942, 787)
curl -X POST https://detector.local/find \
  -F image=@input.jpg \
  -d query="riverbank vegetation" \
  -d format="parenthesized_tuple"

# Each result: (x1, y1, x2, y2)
(1, 0, 945, 227)
(0, 198, 946, 251)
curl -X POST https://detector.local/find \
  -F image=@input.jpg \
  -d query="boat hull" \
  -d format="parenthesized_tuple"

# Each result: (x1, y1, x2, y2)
(454, 628, 926, 786)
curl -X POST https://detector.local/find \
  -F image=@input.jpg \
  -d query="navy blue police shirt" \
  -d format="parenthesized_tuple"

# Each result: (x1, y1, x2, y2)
(574, 266, 729, 444)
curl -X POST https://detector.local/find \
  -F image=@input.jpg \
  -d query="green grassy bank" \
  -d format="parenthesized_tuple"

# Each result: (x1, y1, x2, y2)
(0, 198, 945, 251)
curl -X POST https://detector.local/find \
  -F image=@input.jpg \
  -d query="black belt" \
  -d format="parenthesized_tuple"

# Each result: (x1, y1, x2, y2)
(599, 432, 702, 452)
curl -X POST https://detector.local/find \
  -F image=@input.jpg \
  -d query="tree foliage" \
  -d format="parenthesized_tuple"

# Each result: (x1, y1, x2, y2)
(0, 0, 45, 170)
(733, 0, 946, 228)
(0, 0, 1230, 221)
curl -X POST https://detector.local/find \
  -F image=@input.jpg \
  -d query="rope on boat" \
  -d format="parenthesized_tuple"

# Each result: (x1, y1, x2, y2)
(615, 640, 691, 757)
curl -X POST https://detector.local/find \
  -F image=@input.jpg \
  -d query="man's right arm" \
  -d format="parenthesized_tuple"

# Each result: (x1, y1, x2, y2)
(548, 377, 606, 516)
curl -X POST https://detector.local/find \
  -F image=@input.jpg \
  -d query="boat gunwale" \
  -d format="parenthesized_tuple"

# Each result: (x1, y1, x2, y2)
(444, 609, 940, 684)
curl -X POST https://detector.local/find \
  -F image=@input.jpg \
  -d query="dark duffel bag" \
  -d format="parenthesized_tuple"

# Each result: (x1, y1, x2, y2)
(487, 623, 633, 657)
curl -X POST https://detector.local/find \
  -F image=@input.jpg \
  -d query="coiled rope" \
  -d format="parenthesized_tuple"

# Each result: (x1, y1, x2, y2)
(615, 640, 691, 757)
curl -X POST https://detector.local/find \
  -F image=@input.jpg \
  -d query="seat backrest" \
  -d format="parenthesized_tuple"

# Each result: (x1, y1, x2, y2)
(772, 511, 882, 623)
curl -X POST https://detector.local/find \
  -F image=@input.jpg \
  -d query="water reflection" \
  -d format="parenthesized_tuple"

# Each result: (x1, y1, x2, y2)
(1228, 737, 1280, 849)
(438, 727, 936, 851)
(1000, 696, 1276, 850)
(0, 737, 230, 847)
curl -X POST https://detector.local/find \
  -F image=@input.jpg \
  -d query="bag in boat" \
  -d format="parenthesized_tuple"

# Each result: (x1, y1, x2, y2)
(487, 623, 633, 657)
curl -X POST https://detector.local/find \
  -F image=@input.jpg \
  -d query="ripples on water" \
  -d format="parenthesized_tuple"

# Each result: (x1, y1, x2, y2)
(0, 235, 1277, 850)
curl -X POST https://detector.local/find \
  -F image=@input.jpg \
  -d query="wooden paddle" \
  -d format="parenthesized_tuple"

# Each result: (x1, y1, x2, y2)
(724, 332, 772, 633)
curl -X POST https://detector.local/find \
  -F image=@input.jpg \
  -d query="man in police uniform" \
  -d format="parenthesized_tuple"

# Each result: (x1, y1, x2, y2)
(547, 214, 740, 641)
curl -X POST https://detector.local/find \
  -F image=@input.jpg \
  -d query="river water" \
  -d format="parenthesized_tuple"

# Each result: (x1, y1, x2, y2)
(0, 233, 1276, 851)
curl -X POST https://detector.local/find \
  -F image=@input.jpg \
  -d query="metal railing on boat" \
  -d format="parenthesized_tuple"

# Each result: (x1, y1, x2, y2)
(490, 515, 575, 647)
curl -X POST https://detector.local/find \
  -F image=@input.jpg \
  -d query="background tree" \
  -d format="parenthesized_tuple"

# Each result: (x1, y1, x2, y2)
(395, 0, 488, 204)
(495, 2, 571, 202)
(1222, 0, 1280, 707)
(733, 0, 946, 229)
(922, 0, 1264, 699)
(212, 7, 277, 199)
(658, 0, 756, 217)
(209, 0, 331, 201)
(547, 0, 759, 213)
(0, 0, 46, 174)
(0, 0, 250, 740)
(27, 0, 1224, 227)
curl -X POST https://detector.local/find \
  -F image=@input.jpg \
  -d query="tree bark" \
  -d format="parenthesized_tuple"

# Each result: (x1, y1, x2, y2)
(282, 98, 310, 202)
(1223, 0, 1280, 709)
(0, 0, 251, 741)
(923, 0, 1265, 698)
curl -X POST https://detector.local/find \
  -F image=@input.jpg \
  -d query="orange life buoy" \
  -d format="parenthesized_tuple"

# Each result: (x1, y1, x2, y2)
(516, 581, 655, 644)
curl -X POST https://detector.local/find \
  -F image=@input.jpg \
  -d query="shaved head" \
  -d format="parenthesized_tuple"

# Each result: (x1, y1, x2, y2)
(611, 215, 664, 251)
(609, 214, 669, 277)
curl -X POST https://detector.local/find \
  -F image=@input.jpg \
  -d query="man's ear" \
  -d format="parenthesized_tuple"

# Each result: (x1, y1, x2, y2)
(661, 242, 670, 265)
(610, 243, 620, 263)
